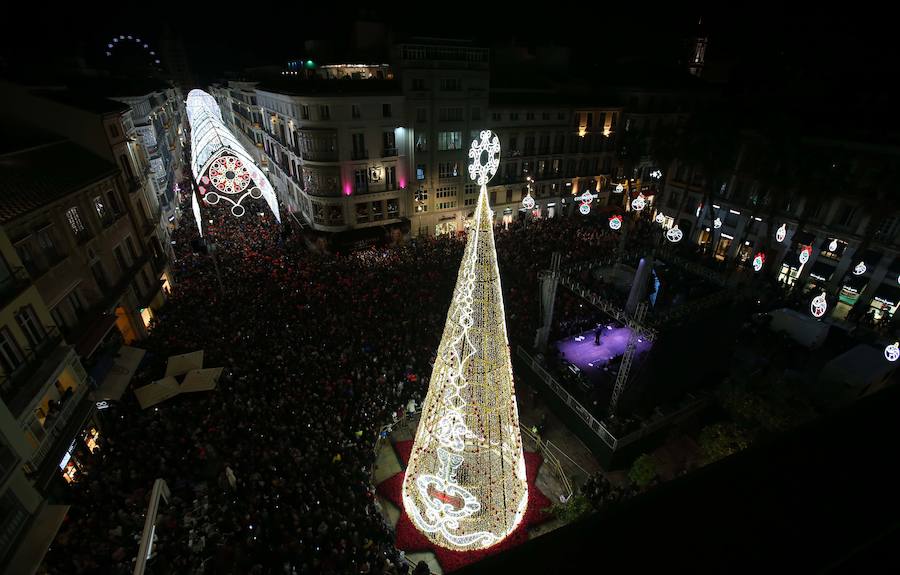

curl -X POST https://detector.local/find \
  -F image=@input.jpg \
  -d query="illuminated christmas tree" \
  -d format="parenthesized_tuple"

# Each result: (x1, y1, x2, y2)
(401, 131, 528, 550)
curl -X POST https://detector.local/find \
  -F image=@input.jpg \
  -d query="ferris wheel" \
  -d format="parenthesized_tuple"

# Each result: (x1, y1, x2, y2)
(104, 34, 161, 68)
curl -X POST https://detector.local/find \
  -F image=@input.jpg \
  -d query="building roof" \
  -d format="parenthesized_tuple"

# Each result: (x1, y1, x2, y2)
(0, 137, 118, 224)
(255, 77, 401, 97)
(33, 90, 130, 116)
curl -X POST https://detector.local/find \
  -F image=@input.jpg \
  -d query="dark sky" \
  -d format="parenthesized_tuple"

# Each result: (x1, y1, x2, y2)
(0, 6, 891, 89)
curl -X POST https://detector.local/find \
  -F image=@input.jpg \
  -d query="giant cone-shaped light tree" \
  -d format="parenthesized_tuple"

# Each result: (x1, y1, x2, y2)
(402, 131, 528, 550)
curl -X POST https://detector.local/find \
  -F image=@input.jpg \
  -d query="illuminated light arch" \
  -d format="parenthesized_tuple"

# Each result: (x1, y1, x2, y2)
(810, 291, 828, 318)
(186, 90, 281, 233)
(402, 130, 528, 551)
(105, 34, 161, 65)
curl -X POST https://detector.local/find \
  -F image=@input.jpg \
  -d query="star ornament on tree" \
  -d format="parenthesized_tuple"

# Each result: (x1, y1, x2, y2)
(468, 130, 501, 186)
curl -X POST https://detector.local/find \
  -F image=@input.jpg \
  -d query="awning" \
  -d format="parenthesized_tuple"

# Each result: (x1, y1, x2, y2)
(75, 313, 118, 357)
(808, 260, 836, 282)
(872, 283, 900, 307)
(93, 346, 147, 401)
(134, 377, 181, 409)
(180, 367, 224, 393)
(164, 350, 204, 377)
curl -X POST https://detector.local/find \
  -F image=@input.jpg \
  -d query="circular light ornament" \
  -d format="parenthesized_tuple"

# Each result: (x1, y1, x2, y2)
(665, 226, 683, 243)
(776, 223, 787, 243)
(853, 261, 866, 275)
(631, 194, 646, 211)
(209, 155, 251, 194)
(713, 217, 722, 229)
(577, 191, 594, 215)
(614, 183, 624, 193)
(810, 291, 828, 318)
(655, 212, 665, 224)
(752, 252, 765, 272)
(799, 246, 811, 265)
(521, 193, 535, 210)
(828, 238, 839, 252)
(885, 342, 900, 362)
(468, 130, 501, 186)
(609, 215, 622, 230)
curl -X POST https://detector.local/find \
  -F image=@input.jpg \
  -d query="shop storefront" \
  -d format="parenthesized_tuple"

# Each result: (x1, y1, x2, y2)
(806, 260, 836, 291)
(778, 250, 803, 286)
(870, 283, 900, 321)
(59, 424, 102, 484)
(835, 274, 868, 320)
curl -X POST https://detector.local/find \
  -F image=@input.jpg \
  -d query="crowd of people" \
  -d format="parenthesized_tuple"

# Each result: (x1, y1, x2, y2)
(39, 197, 735, 574)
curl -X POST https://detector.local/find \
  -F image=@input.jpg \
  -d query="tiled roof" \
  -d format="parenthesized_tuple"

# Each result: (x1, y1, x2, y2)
(0, 140, 118, 224)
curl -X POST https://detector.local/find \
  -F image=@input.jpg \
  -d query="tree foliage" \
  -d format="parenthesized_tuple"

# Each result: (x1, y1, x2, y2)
(628, 453, 659, 488)
(698, 422, 751, 465)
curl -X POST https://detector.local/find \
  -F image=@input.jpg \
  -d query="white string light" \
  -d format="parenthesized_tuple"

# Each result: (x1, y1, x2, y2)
(775, 223, 786, 243)
(403, 130, 528, 551)
(810, 291, 828, 318)
(885, 342, 900, 362)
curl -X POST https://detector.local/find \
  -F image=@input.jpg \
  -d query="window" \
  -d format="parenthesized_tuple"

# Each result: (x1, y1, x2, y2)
(435, 187, 457, 199)
(109, 123, 119, 138)
(351, 133, 366, 159)
(386, 166, 397, 190)
(464, 183, 477, 195)
(508, 136, 518, 153)
(382, 104, 392, 118)
(557, 112, 566, 120)
(437, 201, 457, 210)
(542, 112, 550, 120)
(319, 105, 330, 120)
(352, 104, 361, 119)
(472, 107, 481, 121)
(354, 169, 368, 191)
(107, 190, 122, 215)
(37, 228, 60, 261)
(440, 78, 461, 91)
(505, 189, 513, 203)
(412, 78, 426, 91)
(417, 164, 426, 180)
(387, 198, 399, 218)
(586, 112, 593, 127)
(439, 162, 460, 179)
(67, 290, 83, 315)
(301, 105, 309, 120)
(15, 305, 44, 348)
(834, 204, 858, 228)
(15, 243, 36, 275)
(94, 196, 109, 224)
(439, 108, 464, 122)
(526, 112, 535, 120)
(464, 197, 476, 206)
(383, 132, 397, 156)
(490, 191, 497, 204)
(91, 261, 107, 290)
(438, 131, 463, 150)
(492, 112, 501, 121)
(114, 245, 129, 273)
(126, 237, 139, 262)
(0, 327, 24, 373)
(415, 133, 428, 152)
(66, 207, 87, 238)
(510, 112, 519, 121)
(416, 108, 427, 123)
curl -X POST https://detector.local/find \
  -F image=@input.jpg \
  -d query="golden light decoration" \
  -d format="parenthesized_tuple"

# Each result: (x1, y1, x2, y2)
(402, 130, 528, 551)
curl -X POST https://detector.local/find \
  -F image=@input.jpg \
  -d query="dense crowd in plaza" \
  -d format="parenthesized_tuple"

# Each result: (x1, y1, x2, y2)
(42, 196, 654, 574)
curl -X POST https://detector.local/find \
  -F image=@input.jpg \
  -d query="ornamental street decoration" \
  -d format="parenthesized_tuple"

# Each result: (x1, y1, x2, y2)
(650, 169, 662, 179)
(614, 183, 624, 193)
(885, 342, 900, 362)
(402, 131, 528, 551)
(655, 212, 665, 224)
(853, 261, 867, 275)
(467, 130, 501, 186)
(609, 215, 622, 230)
(577, 191, 596, 215)
(752, 252, 765, 272)
(810, 291, 828, 318)
(521, 193, 535, 210)
(828, 238, 839, 252)
(665, 226, 683, 243)
(776, 223, 787, 243)
(713, 217, 722, 229)
(631, 194, 646, 211)
(799, 246, 812, 265)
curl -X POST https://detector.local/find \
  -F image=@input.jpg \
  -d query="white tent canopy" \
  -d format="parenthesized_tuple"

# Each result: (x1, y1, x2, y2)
(186, 89, 281, 233)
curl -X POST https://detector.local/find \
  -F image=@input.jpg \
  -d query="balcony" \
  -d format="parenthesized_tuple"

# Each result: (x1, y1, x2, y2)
(0, 267, 31, 308)
(351, 150, 368, 161)
(0, 327, 65, 419)
(28, 384, 94, 490)
(382, 147, 398, 157)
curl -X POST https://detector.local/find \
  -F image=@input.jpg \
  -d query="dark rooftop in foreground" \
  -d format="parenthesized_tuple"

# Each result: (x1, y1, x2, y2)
(0, 127, 118, 224)
(31, 89, 131, 116)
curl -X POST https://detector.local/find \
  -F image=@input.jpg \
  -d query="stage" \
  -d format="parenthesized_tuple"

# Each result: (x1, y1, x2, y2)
(555, 325, 653, 390)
